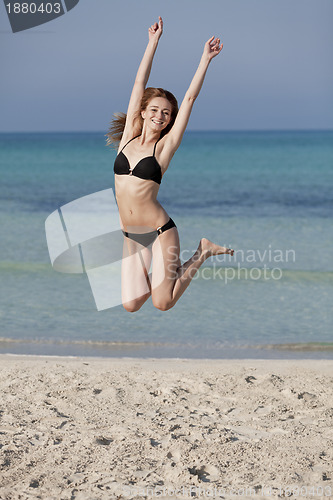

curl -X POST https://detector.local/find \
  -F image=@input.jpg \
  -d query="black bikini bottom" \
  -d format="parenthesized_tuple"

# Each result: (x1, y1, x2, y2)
(122, 218, 176, 247)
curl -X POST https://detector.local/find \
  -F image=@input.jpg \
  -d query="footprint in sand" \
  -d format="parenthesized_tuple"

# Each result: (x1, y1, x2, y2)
(188, 464, 220, 482)
(95, 436, 113, 445)
(167, 449, 182, 463)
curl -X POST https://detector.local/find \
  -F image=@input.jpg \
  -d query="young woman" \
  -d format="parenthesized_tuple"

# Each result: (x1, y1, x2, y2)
(107, 16, 234, 312)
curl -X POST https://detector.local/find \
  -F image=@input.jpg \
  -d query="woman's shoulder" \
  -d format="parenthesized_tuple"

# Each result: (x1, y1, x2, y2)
(117, 133, 139, 154)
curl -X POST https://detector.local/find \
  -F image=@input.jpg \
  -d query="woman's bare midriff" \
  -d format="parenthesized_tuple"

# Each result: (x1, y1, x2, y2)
(115, 175, 170, 232)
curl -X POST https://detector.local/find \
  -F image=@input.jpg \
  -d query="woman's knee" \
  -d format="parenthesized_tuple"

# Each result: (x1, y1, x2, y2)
(122, 300, 143, 313)
(152, 295, 173, 312)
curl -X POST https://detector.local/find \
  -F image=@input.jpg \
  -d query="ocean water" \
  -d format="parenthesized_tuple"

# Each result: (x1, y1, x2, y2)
(0, 130, 332, 358)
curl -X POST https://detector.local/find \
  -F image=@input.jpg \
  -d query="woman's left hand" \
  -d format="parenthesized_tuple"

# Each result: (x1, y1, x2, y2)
(204, 36, 223, 61)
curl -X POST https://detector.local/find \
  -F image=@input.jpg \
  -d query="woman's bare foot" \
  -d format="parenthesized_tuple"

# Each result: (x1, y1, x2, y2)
(200, 238, 234, 259)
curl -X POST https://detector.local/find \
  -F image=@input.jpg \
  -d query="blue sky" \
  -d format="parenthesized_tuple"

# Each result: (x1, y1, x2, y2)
(1, 0, 332, 132)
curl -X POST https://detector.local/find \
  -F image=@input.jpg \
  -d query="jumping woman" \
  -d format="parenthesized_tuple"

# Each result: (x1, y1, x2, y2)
(107, 16, 234, 312)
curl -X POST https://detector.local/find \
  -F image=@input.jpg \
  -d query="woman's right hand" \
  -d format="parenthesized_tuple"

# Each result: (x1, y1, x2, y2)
(148, 16, 163, 42)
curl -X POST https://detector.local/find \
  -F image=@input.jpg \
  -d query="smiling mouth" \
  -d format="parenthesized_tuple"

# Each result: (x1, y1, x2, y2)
(152, 120, 164, 125)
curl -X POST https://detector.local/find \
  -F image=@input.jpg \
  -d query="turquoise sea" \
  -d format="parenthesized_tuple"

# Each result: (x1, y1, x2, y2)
(0, 131, 332, 358)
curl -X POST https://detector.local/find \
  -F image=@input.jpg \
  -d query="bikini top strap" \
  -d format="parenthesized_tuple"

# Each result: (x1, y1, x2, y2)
(120, 135, 140, 153)
(153, 136, 163, 157)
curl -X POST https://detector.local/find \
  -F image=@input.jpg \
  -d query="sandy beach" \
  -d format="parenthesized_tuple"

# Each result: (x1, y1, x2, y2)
(0, 356, 332, 499)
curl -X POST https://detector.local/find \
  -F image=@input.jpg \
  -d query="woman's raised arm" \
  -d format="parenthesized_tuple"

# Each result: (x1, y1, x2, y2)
(165, 36, 223, 154)
(122, 17, 163, 140)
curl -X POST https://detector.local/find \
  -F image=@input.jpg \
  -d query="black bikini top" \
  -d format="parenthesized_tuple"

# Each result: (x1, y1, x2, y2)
(114, 135, 162, 185)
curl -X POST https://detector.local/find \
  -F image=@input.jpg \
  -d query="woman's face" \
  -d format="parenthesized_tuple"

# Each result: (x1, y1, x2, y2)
(141, 97, 172, 132)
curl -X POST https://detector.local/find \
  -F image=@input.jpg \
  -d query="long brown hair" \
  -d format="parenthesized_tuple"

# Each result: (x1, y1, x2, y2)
(105, 87, 178, 149)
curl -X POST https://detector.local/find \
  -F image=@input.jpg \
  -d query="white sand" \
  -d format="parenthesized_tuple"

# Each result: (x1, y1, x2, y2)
(0, 356, 332, 499)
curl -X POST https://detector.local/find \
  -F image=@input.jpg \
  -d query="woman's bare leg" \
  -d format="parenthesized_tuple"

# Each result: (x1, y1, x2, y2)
(151, 228, 233, 311)
(121, 237, 152, 312)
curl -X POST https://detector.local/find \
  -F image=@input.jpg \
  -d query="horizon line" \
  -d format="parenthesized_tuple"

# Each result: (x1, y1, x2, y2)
(1, 128, 333, 134)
